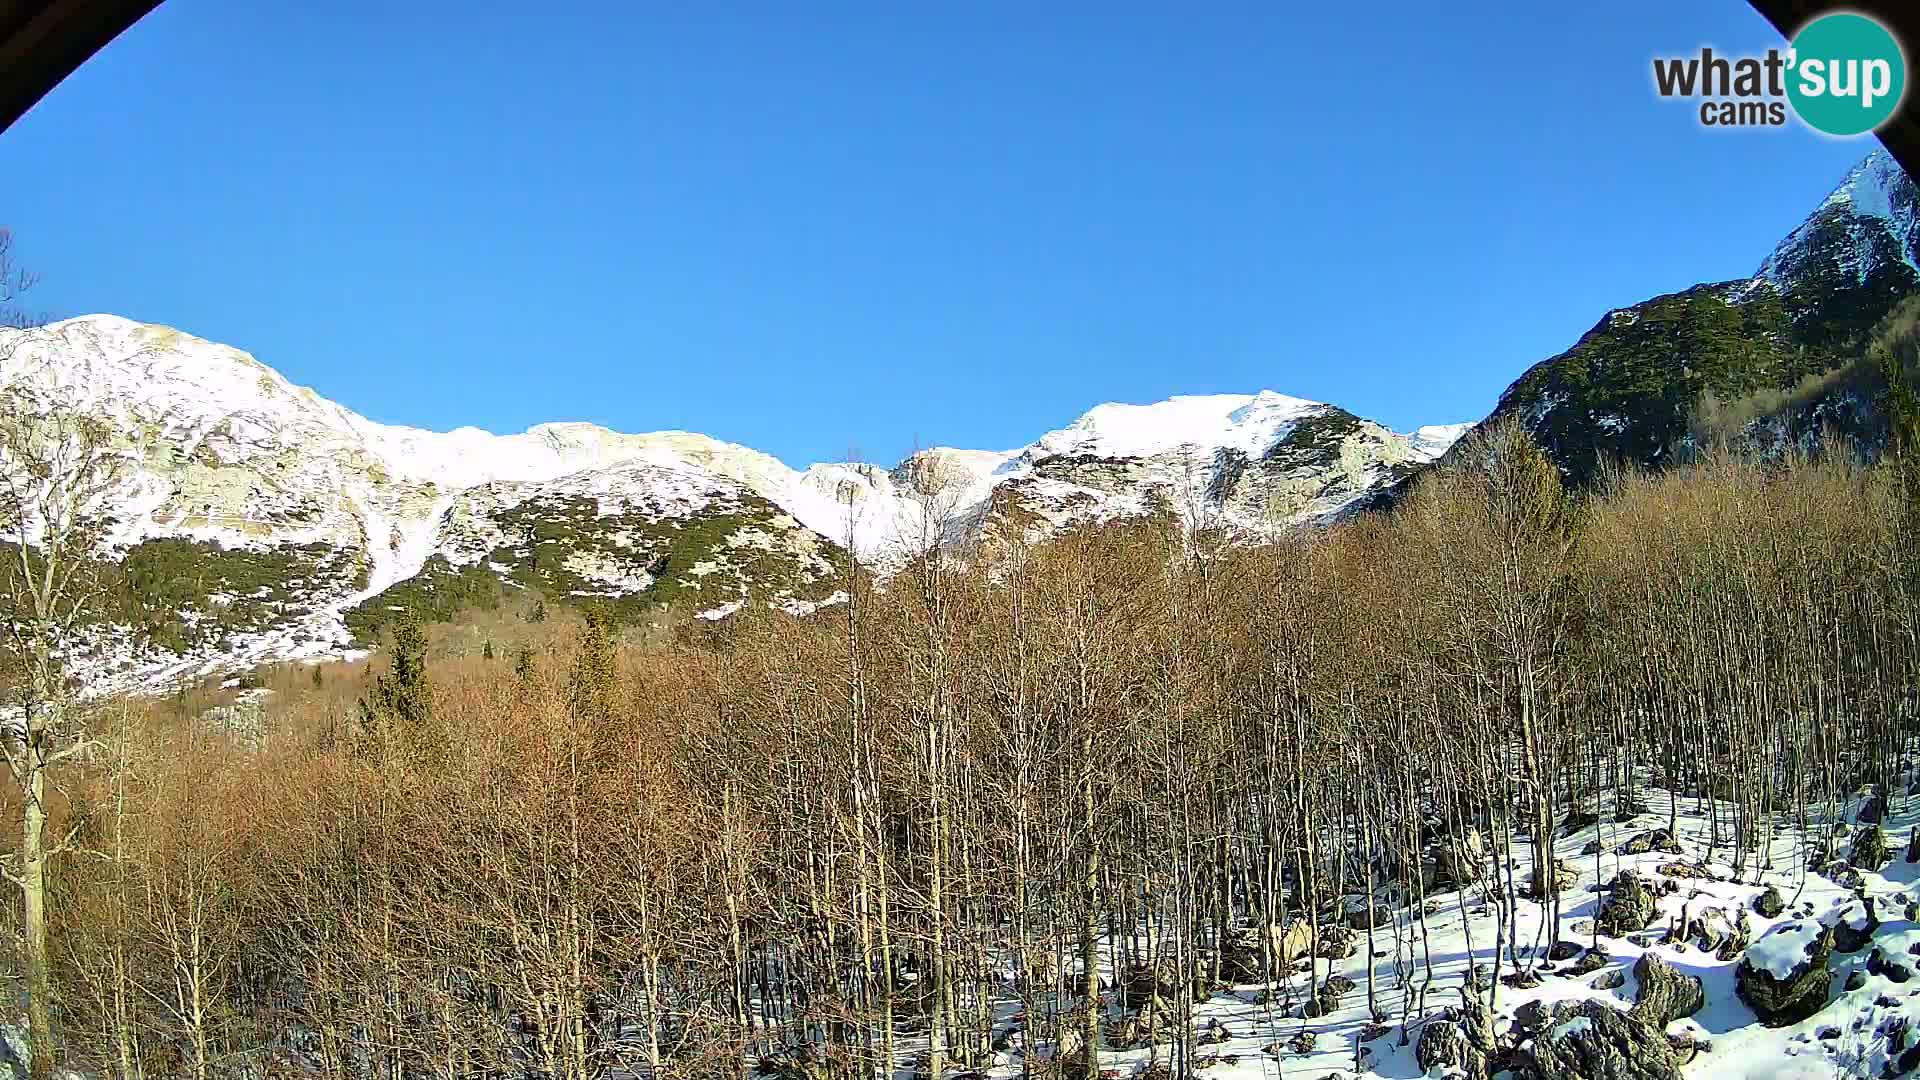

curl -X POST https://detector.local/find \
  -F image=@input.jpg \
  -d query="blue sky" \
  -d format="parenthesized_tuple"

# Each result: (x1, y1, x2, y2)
(0, 1, 1882, 467)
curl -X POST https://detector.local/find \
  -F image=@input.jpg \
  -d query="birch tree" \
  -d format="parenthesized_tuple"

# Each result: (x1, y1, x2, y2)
(0, 271, 129, 1080)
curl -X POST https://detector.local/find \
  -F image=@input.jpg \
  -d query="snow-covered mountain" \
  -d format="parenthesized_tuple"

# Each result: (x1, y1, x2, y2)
(0, 314, 1461, 686)
(1463, 149, 1920, 486)
(1756, 149, 1920, 293)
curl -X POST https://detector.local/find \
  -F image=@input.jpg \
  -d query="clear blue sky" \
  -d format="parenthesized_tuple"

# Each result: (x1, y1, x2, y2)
(0, 0, 1881, 467)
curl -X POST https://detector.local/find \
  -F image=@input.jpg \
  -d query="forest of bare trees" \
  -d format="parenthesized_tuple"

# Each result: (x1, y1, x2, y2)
(0, 380, 1915, 1080)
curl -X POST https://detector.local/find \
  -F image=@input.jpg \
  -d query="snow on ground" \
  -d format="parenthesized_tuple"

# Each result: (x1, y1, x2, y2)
(941, 781, 1920, 1080)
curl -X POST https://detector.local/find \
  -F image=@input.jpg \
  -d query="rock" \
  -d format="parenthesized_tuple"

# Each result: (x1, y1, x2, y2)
(1755, 885, 1785, 918)
(1596, 872, 1656, 938)
(1286, 1030, 1316, 1055)
(1502, 968, 1543, 990)
(1851, 824, 1891, 872)
(1871, 939, 1916, 984)
(1513, 999, 1550, 1035)
(1569, 947, 1611, 977)
(1269, 919, 1316, 966)
(1341, 895, 1392, 930)
(1527, 859, 1579, 897)
(1316, 925, 1357, 960)
(1517, 999, 1680, 1080)
(1432, 829, 1490, 888)
(1304, 972, 1356, 1016)
(1888, 1016, 1920, 1076)
(1592, 968, 1626, 991)
(1618, 829, 1682, 857)
(1414, 1017, 1489, 1080)
(1548, 940, 1583, 962)
(1689, 908, 1730, 952)
(1629, 953, 1704, 1028)
(1736, 921, 1834, 1026)
(758, 1055, 830, 1080)
(1824, 895, 1879, 954)
(1860, 794, 1887, 824)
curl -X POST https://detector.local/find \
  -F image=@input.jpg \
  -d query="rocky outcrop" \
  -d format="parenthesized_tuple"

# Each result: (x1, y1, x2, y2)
(1618, 829, 1682, 857)
(1517, 1000, 1680, 1080)
(1628, 953, 1703, 1029)
(1737, 921, 1834, 1026)
(1825, 894, 1879, 954)
(1597, 872, 1656, 938)
(1415, 1015, 1491, 1080)
(1303, 974, 1355, 1018)
(1850, 823, 1890, 871)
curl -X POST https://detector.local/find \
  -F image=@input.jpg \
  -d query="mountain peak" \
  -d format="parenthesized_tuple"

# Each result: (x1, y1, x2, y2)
(1756, 149, 1919, 290)
(1031, 391, 1327, 461)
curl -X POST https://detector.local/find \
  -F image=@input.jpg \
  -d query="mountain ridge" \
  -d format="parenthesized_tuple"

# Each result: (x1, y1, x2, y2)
(1446, 148, 1920, 487)
(12, 148, 1912, 690)
(0, 313, 1463, 688)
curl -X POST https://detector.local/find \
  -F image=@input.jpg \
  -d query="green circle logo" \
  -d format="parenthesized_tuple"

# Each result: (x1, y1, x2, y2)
(1787, 13, 1906, 136)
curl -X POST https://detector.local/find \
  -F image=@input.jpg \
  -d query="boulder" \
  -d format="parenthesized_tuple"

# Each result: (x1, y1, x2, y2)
(1526, 859, 1579, 898)
(1269, 920, 1316, 966)
(1316, 924, 1357, 960)
(1850, 824, 1890, 872)
(1754, 885, 1785, 918)
(1868, 935, 1917, 984)
(1824, 895, 1879, 954)
(1736, 920, 1834, 1026)
(1628, 953, 1704, 1028)
(1618, 829, 1682, 857)
(1415, 1017, 1489, 1080)
(1596, 872, 1656, 938)
(1569, 946, 1611, 977)
(1517, 1000, 1680, 1080)
(1304, 974, 1355, 1018)
(1688, 908, 1732, 953)
(1341, 895, 1392, 930)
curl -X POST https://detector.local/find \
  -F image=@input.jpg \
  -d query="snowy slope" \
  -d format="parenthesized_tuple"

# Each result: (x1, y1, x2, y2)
(1757, 149, 1919, 291)
(1015, 779, 1920, 1080)
(0, 314, 1462, 684)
